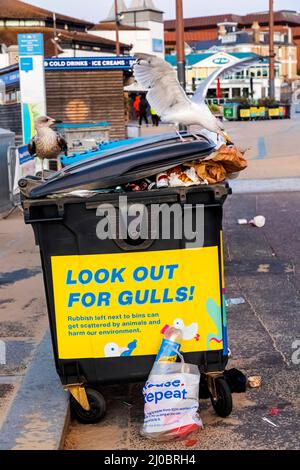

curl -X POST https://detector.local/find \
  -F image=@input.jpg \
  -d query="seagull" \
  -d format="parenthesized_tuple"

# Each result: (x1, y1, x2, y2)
(28, 116, 68, 179)
(104, 340, 137, 357)
(133, 53, 263, 142)
(173, 318, 199, 341)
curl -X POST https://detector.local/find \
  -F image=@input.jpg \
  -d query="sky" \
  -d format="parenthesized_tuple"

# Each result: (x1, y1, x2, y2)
(24, 0, 300, 23)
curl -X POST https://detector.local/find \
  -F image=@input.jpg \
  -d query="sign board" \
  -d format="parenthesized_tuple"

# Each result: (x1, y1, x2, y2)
(13, 144, 36, 195)
(18, 33, 46, 144)
(212, 57, 230, 65)
(51, 247, 224, 360)
(152, 39, 163, 53)
(44, 56, 135, 71)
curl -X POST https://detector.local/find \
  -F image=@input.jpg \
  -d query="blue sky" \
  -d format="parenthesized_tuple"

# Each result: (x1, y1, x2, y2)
(24, 0, 300, 23)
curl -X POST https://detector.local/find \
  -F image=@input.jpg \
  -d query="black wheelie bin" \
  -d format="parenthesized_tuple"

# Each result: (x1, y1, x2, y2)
(21, 132, 232, 423)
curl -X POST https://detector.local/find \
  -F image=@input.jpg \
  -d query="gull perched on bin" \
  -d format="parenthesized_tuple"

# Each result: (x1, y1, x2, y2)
(28, 116, 68, 179)
(133, 54, 263, 142)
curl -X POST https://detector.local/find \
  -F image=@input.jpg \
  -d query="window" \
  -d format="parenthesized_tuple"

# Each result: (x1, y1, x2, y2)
(257, 69, 261, 77)
(232, 88, 241, 97)
(242, 88, 249, 97)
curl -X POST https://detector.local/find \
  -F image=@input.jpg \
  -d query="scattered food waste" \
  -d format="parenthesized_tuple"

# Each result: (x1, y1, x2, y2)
(248, 376, 262, 388)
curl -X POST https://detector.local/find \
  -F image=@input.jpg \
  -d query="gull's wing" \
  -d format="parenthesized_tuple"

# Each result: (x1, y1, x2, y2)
(28, 136, 36, 156)
(192, 56, 264, 104)
(133, 53, 191, 116)
(56, 133, 68, 156)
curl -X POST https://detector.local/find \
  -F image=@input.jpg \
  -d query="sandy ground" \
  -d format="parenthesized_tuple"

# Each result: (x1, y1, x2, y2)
(0, 210, 48, 427)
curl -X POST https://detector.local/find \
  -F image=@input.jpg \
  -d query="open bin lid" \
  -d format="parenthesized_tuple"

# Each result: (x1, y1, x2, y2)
(22, 132, 216, 199)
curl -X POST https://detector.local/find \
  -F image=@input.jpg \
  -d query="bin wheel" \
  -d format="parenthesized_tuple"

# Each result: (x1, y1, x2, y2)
(70, 388, 106, 424)
(210, 377, 232, 418)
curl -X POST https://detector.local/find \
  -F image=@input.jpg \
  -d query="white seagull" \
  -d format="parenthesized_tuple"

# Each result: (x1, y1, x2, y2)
(133, 54, 263, 142)
(173, 318, 199, 341)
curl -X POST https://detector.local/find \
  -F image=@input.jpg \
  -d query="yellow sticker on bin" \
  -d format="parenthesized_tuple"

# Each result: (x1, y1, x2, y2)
(51, 247, 223, 359)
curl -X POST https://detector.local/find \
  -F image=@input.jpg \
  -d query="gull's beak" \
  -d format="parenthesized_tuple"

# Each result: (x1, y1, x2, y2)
(222, 131, 234, 146)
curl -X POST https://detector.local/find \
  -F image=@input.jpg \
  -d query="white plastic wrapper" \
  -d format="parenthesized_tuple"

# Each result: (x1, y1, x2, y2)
(141, 361, 202, 441)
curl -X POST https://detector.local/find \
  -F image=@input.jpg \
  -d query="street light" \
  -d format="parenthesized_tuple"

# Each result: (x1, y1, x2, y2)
(115, 0, 120, 56)
(176, 0, 186, 91)
(269, 0, 275, 100)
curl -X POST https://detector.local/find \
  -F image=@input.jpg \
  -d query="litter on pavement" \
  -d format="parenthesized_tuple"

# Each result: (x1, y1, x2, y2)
(262, 417, 278, 428)
(225, 297, 246, 307)
(238, 215, 266, 227)
(248, 376, 262, 388)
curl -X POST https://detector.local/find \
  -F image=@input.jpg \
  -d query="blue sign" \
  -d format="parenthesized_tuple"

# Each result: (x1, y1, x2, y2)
(212, 57, 230, 65)
(18, 33, 44, 56)
(18, 144, 34, 165)
(152, 39, 163, 53)
(44, 56, 135, 71)
(20, 57, 33, 73)
(0, 70, 20, 86)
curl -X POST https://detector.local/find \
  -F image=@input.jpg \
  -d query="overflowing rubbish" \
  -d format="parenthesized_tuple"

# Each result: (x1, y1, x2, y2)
(248, 375, 262, 388)
(262, 417, 278, 428)
(141, 349, 202, 441)
(20, 132, 248, 199)
(225, 297, 246, 307)
(238, 215, 266, 227)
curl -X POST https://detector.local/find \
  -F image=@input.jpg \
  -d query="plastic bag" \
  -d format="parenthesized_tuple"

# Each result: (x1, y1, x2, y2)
(141, 355, 202, 441)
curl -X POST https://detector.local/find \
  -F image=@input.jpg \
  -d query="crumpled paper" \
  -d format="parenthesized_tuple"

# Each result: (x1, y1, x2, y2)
(187, 145, 248, 184)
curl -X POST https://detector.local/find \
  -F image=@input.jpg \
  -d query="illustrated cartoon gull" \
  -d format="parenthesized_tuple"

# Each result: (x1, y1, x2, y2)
(104, 340, 137, 357)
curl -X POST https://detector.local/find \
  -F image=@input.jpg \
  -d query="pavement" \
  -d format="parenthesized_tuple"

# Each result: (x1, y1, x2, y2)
(0, 210, 69, 450)
(140, 119, 300, 181)
(0, 120, 299, 450)
(64, 191, 300, 450)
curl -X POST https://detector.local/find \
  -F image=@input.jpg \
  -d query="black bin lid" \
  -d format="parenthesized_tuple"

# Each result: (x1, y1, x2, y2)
(28, 132, 216, 199)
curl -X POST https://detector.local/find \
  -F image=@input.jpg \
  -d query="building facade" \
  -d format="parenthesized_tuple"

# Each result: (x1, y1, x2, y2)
(166, 51, 281, 101)
(164, 10, 300, 73)
(91, 0, 165, 58)
(0, 0, 130, 69)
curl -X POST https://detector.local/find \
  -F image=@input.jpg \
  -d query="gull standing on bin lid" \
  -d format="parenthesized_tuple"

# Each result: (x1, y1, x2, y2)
(133, 54, 263, 143)
(28, 116, 68, 180)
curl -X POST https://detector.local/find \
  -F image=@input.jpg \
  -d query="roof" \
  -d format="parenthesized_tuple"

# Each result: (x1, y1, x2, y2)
(0, 27, 130, 57)
(165, 52, 258, 67)
(164, 14, 241, 30)
(164, 10, 300, 31)
(164, 30, 217, 44)
(128, 0, 163, 13)
(90, 22, 149, 31)
(0, 0, 93, 27)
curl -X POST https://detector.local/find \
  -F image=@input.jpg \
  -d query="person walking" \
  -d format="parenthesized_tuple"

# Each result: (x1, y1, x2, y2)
(139, 95, 149, 126)
(133, 95, 141, 121)
(150, 107, 159, 127)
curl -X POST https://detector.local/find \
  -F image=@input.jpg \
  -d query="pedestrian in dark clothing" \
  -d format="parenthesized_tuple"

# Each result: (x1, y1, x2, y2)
(139, 96, 149, 126)
(150, 107, 160, 127)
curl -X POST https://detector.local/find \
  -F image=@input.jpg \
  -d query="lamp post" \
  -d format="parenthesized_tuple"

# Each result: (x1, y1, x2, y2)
(176, 0, 186, 91)
(115, 0, 120, 56)
(269, 0, 275, 100)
